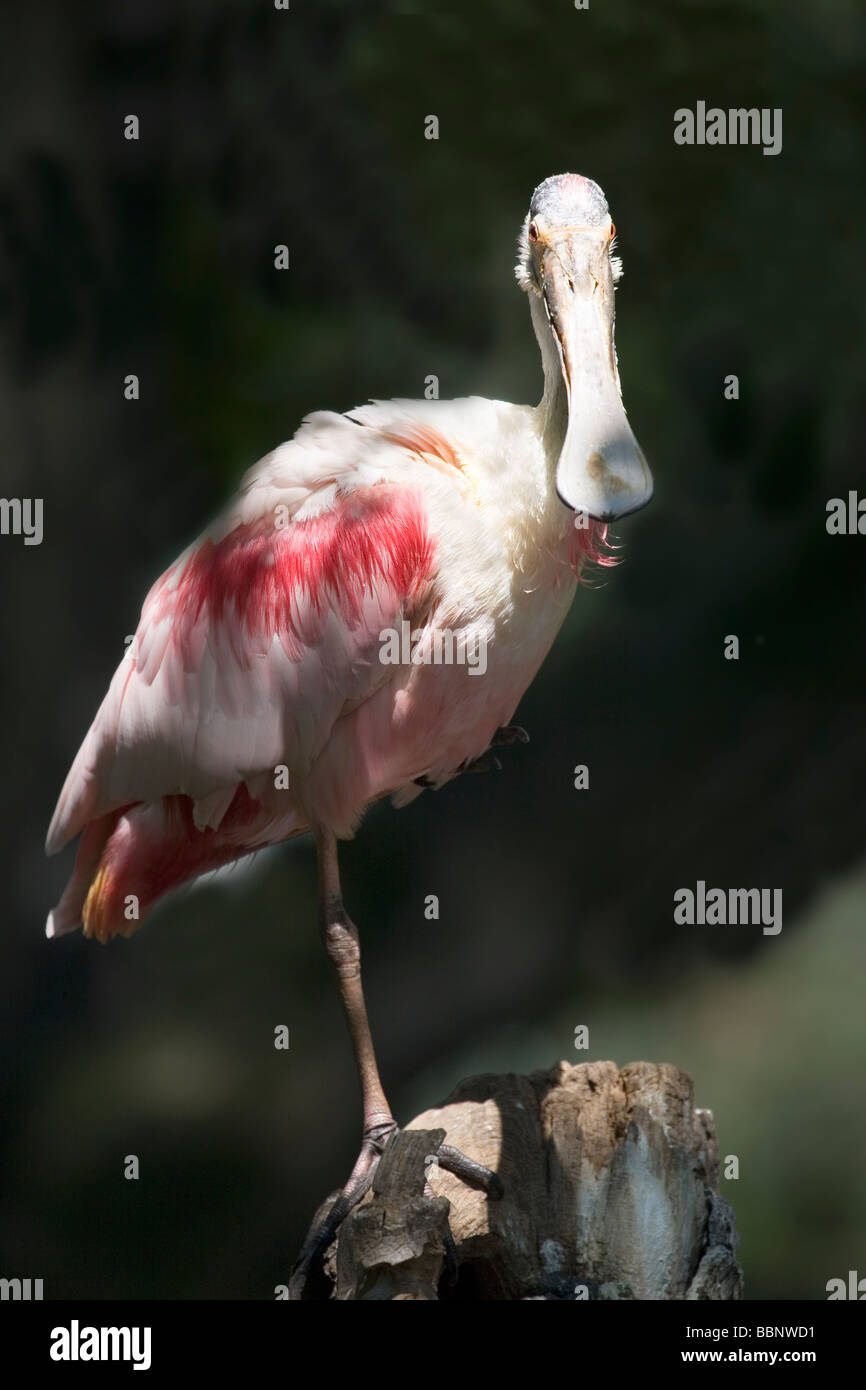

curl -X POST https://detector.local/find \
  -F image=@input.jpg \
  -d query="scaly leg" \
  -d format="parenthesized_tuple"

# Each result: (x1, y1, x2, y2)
(289, 828, 501, 1298)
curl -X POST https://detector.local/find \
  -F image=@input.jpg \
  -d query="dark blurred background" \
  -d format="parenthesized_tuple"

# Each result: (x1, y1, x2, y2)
(1, 0, 864, 1299)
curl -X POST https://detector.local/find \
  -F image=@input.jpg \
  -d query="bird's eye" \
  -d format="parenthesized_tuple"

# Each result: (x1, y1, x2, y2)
(528, 221, 539, 243)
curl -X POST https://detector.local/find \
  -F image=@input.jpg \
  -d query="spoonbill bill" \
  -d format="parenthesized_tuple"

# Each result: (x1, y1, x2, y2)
(46, 172, 652, 1284)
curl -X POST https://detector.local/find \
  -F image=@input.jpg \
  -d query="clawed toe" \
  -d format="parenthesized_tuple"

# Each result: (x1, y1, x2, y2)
(434, 1143, 504, 1198)
(461, 724, 530, 775)
(490, 724, 530, 747)
(290, 1127, 502, 1298)
(289, 1122, 398, 1299)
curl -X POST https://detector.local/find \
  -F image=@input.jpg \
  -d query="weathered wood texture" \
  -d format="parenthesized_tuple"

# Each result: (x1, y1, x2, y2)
(314, 1060, 743, 1300)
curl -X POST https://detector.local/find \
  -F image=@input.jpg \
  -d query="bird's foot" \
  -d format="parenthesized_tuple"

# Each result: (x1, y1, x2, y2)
(413, 727, 529, 788)
(288, 1124, 502, 1299)
(436, 1143, 504, 1196)
(289, 1118, 396, 1299)
(489, 724, 530, 748)
(460, 724, 530, 776)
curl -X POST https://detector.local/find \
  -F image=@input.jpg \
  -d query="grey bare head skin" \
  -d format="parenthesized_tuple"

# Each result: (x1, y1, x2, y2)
(516, 172, 653, 522)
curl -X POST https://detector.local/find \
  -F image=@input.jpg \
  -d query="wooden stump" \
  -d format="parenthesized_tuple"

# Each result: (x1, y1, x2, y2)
(309, 1060, 743, 1300)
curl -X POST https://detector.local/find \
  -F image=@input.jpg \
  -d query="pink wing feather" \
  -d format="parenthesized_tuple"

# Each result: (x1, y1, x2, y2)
(45, 411, 450, 937)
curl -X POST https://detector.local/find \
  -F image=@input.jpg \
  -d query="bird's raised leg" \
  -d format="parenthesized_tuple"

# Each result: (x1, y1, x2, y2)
(414, 726, 531, 788)
(460, 723, 530, 776)
(289, 827, 501, 1298)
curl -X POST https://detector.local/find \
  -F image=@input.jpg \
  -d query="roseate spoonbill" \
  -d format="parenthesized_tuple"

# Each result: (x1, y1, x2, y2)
(46, 173, 652, 1287)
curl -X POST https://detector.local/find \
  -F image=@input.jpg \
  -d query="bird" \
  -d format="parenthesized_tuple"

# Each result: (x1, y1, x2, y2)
(45, 172, 652, 1288)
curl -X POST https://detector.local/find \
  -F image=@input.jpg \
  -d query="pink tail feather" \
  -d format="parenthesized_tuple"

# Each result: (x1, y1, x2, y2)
(46, 787, 301, 943)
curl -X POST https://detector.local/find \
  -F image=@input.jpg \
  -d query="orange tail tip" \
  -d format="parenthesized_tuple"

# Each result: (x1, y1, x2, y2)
(81, 864, 138, 944)
(45, 807, 127, 942)
(47, 787, 298, 946)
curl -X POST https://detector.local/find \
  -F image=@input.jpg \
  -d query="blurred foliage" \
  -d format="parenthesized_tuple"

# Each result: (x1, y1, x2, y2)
(1, 0, 864, 1298)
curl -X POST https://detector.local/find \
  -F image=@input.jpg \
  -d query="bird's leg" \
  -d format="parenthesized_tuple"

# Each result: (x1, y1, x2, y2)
(290, 829, 397, 1294)
(289, 827, 502, 1298)
(316, 826, 395, 1145)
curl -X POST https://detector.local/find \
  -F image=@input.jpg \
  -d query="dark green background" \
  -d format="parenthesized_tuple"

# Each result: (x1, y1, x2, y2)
(1, 0, 864, 1298)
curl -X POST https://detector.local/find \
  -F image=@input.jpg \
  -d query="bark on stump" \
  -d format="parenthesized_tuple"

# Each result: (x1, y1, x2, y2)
(307, 1060, 743, 1300)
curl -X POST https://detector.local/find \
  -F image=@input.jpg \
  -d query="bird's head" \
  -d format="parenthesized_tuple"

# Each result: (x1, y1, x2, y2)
(516, 173, 652, 522)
